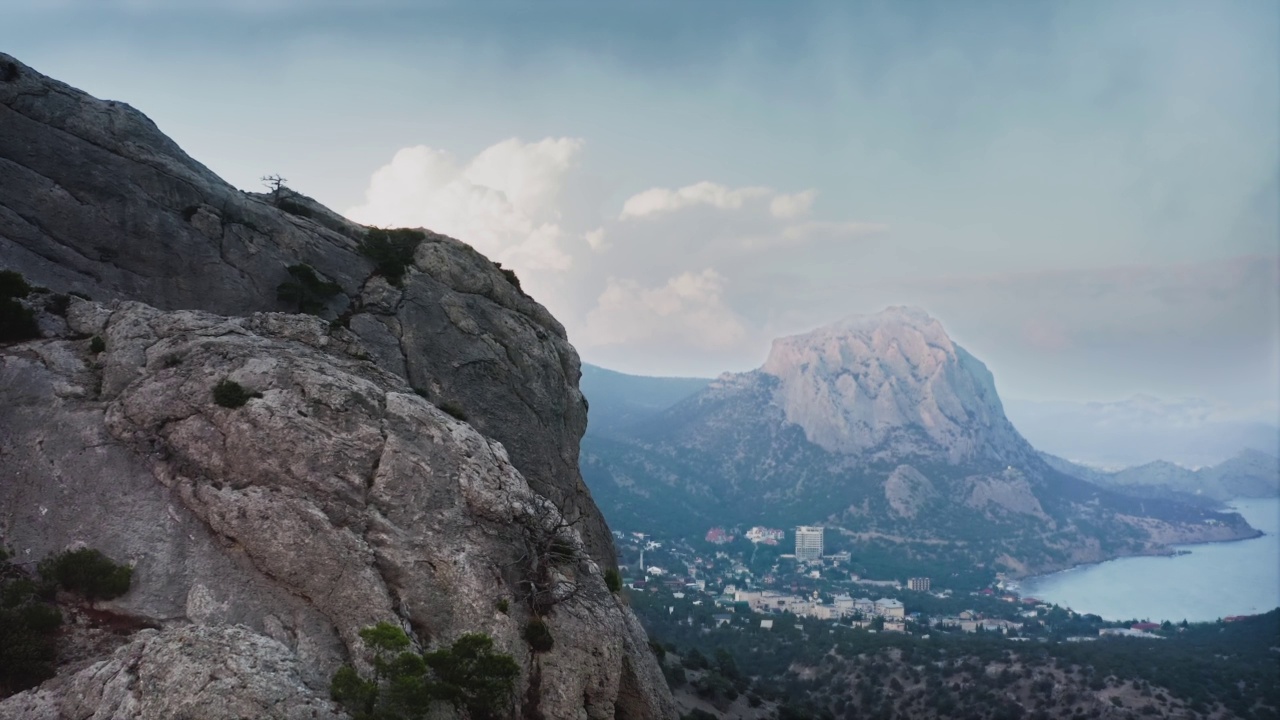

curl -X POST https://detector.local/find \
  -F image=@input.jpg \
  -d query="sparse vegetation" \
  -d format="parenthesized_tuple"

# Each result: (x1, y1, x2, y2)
(496, 598, 509, 614)
(37, 548, 132, 603)
(605, 567, 622, 593)
(0, 546, 61, 697)
(89, 335, 105, 354)
(0, 270, 40, 343)
(277, 198, 314, 219)
(493, 262, 522, 292)
(276, 263, 342, 315)
(360, 228, 424, 286)
(438, 400, 467, 421)
(330, 622, 518, 720)
(523, 618, 554, 653)
(212, 379, 261, 408)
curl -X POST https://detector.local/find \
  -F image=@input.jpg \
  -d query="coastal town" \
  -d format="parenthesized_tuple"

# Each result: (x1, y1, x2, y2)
(616, 525, 1185, 642)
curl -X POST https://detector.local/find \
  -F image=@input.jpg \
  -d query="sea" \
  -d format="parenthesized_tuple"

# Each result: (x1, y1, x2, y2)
(1016, 497, 1280, 623)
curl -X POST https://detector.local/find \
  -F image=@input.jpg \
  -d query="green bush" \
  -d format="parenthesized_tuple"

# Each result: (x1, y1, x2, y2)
(213, 379, 261, 409)
(0, 299, 39, 343)
(604, 568, 622, 593)
(0, 270, 31, 299)
(37, 548, 132, 602)
(523, 618, 554, 653)
(277, 198, 314, 219)
(438, 401, 467, 422)
(89, 336, 105, 354)
(0, 271, 39, 343)
(0, 550, 62, 697)
(331, 622, 518, 720)
(493, 262, 522, 292)
(360, 228, 424, 287)
(496, 598, 509, 614)
(276, 263, 341, 315)
(46, 294, 71, 317)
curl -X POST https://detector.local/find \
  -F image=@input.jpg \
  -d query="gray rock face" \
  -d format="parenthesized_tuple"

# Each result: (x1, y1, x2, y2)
(761, 306, 1032, 463)
(0, 301, 674, 718)
(0, 51, 613, 572)
(0, 625, 345, 720)
(0, 52, 671, 718)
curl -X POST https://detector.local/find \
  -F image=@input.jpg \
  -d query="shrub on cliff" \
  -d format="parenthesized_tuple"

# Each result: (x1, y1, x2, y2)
(359, 228, 424, 286)
(0, 547, 62, 697)
(213, 379, 261, 408)
(0, 270, 39, 343)
(331, 622, 518, 720)
(276, 263, 342, 315)
(37, 548, 132, 603)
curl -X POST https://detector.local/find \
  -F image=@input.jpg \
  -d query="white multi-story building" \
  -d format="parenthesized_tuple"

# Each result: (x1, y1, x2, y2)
(795, 525, 824, 561)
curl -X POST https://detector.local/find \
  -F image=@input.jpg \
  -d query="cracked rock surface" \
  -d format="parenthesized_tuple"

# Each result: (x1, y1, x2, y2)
(0, 301, 674, 719)
(0, 625, 345, 720)
(0, 51, 613, 572)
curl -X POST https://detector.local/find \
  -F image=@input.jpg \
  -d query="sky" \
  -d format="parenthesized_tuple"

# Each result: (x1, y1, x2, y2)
(3, 0, 1278, 422)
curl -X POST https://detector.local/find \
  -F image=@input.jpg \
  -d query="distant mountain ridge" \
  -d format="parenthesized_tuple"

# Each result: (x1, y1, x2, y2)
(580, 308, 1260, 579)
(1045, 449, 1280, 505)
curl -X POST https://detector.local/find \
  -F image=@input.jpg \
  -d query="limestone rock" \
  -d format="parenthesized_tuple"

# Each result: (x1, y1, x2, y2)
(0, 49, 671, 718)
(0, 625, 345, 720)
(0, 51, 614, 572)
(0, 301, 675, 718)
(761, 306, 1033, 463)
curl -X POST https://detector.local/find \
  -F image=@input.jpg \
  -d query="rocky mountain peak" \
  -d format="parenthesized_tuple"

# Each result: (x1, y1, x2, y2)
(760, 307, 1031, 463)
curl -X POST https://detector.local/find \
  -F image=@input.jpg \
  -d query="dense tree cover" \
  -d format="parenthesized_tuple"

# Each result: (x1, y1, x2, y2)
(636, 587, 1280, 720)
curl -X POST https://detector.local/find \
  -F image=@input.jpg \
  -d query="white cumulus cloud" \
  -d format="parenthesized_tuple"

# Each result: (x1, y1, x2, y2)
(581, 270, 747, 350)
(619, 181, 772, 219)
(769, 189, 817, 219)
(345, 137, 583, 273)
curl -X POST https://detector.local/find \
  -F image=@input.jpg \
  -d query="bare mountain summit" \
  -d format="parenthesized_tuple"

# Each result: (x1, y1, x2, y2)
(762, 306, 1031, 463)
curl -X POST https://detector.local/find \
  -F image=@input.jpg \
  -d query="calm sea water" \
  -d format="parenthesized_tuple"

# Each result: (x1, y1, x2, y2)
(1018, 497, 1280, 622)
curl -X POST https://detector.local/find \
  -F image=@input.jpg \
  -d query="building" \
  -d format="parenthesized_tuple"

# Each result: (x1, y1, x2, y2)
(908, 577, 931, 592)
(745, 526, 786, 545)
(795, 525, 824, 561)
(874, 598, 905, 619)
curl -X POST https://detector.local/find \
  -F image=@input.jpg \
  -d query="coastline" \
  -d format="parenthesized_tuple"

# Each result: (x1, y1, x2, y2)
(1014, 497, 1280, 621)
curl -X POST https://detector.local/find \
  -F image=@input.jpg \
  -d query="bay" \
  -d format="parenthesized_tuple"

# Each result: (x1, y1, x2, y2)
(1017, 497, 1280, 622)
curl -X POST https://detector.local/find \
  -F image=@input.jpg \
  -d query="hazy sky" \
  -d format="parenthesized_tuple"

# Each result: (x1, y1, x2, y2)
(4, 0, 1277, 420)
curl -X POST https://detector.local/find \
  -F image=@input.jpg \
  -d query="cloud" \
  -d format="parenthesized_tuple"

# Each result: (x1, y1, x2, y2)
(584, 227, 607, 251)
(770, 189, 817, 219)
(581, 270, 746, 351)
(780, 221, 889, 242)
(618, 181, 772, 219)
(345, 137, 583, 273)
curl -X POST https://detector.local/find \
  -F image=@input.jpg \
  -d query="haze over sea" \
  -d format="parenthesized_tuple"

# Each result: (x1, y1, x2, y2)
(1019, 497, 1280, 622)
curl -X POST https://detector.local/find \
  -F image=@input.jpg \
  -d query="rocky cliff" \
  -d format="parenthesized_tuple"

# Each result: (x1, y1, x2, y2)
(761, 306, 1033, 464)
(0, 53, 674, 719)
